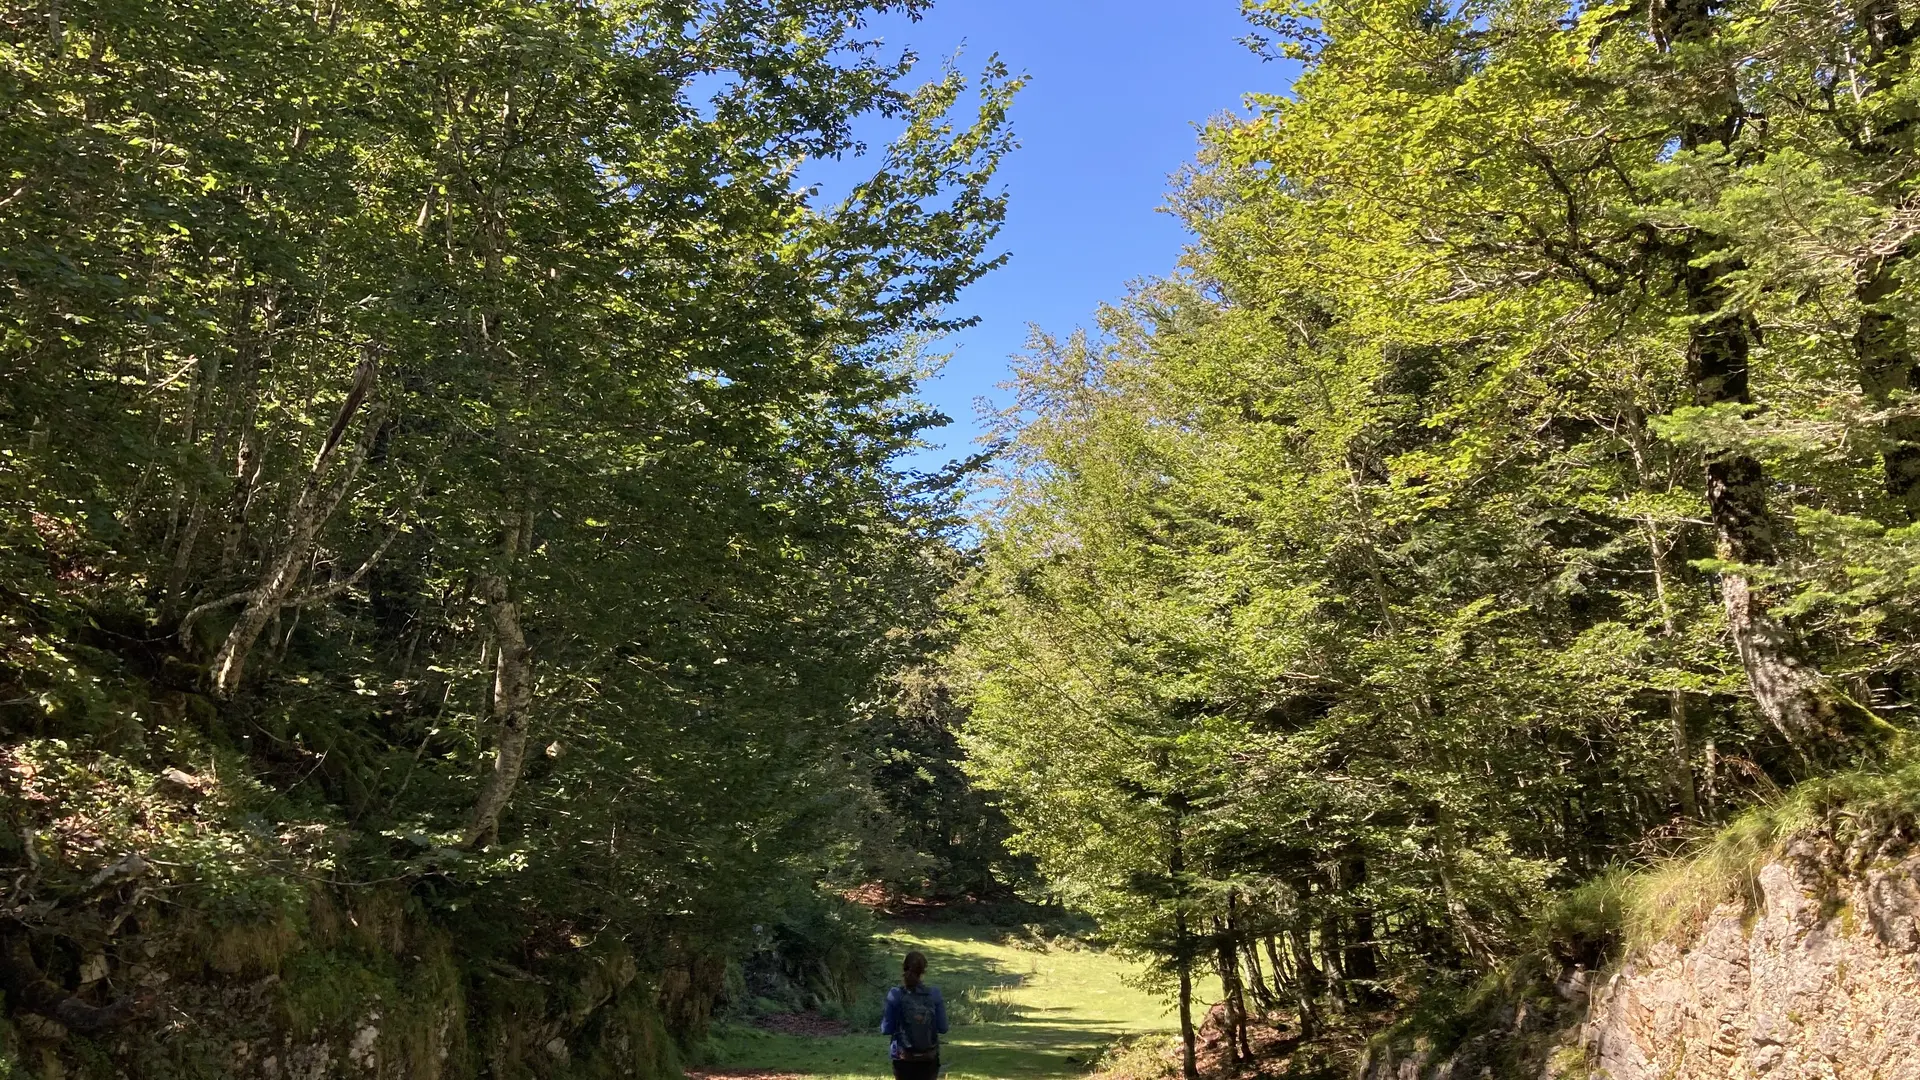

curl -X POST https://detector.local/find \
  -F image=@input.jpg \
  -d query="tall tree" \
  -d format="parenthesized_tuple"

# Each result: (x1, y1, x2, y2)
(0, 0, 1020, 1069)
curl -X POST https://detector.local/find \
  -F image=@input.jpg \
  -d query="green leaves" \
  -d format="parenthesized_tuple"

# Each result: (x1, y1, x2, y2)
(0, 0, 1016, 1062)
(954, 0, 1920, 1020)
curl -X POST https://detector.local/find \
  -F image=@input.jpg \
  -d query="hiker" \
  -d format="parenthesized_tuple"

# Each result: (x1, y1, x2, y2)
(880, 949, 948, 1079)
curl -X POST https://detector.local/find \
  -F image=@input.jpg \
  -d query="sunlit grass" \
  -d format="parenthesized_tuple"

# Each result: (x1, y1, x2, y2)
(703, 922, 1205, 1080)
(1540, 751, 1920, 957)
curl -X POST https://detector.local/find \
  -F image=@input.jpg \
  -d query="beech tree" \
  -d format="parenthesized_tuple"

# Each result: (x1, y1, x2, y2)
(959, 0, 1920, 1033)
(0, 0, 1016, 1068)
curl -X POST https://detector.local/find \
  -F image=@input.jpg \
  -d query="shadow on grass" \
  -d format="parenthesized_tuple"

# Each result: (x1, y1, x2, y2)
(708, 922, 1163, 1080)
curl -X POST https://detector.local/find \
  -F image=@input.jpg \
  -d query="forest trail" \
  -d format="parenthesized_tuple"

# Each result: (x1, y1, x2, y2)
(695, 924, 1184, 1080)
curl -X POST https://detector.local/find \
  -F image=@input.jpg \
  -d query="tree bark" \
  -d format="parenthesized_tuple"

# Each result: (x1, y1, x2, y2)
(1337, 855, 1382, 1008)
(1857, 257, 1920, 517)
(161, 347, 219, 608)
(1242, 937, 1275, 1011)
(1170, 804, 1199, 1080)
(167, 288, 270, 607)
(1855, 0, 1920, 519)
(1285, 924, 1321, 1037)
(1221, 914, 1251, 1060)
(1213, 916, 1253, 1065)
(464, 571, 533, 847)
(205, 358, 377, 696)
(220, 289, 277, 572)
(1431, 803, 1498, 968)
(1317, 910, 1348, 1015)
(1650, 0, 1858, 748)
(1692, 244, 1850, 747)
(1176, 946, 1199, 1080)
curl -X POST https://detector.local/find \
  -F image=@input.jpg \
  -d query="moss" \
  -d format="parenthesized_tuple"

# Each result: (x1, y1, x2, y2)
(308, 885, 412, 957)
(0, 601, 739, 1080)
(275, 935, 471, 1077)
(566, 990, 679, 1080)
(198, 913, 304, 976)
(281, 948, 402, 1038)
(382, 931, 470, 1079)
(1363, 952, 1562, 1068)
(472, 965, 555, 1079)
(1547, 1044, 1590, 1079)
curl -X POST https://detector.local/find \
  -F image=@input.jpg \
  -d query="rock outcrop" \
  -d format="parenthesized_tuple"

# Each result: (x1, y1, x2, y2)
(1361, 840, 1920, 1079)
(1582, 843, 1920, 1080)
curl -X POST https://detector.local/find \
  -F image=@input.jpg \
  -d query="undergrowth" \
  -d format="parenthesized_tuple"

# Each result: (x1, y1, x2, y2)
(1367, 751, 1920, 1075)
(1090, 1032, 1178, 1080)
(1542, 749, 1920, 958)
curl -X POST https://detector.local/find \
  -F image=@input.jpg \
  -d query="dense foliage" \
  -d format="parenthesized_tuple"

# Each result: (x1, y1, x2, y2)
(0, 0, 1014, 1074)
(955, 0, 1920, 1070)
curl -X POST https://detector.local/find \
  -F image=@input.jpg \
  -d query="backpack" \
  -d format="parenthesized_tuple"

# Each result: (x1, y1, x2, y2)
(898, 986, 939, 1061)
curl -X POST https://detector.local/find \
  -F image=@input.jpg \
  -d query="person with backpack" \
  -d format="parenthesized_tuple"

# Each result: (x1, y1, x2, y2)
(880, 950, 948, 1079)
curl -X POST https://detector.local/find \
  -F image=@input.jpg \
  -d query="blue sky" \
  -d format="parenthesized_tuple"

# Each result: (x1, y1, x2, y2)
(827, 2, 1294, 472)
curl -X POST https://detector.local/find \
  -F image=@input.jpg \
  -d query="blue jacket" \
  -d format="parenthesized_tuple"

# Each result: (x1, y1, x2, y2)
(879, 984, 948, 1060)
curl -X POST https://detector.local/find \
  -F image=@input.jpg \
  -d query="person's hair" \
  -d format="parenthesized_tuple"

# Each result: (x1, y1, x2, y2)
(902, 950, 928, 977)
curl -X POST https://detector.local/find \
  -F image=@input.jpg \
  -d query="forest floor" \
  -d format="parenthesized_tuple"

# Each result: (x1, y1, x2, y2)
(692, 922, 1187, 1080)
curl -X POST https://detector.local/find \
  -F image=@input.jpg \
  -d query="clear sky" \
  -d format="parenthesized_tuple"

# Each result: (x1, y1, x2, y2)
(832, 2, 1296, 473)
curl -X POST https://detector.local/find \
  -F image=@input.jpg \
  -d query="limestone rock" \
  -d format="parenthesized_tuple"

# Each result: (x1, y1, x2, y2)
(1362, 848, 1920, 1080)
(1582, 851, 1920, 1079)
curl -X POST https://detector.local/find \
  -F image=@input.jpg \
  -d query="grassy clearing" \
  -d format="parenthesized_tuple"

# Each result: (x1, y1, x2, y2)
(702, 922, 1193, 1080)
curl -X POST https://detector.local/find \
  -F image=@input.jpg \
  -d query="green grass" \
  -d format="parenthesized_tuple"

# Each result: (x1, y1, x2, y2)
(1541, 750, 1920, 957)
(703, 922, 1196, 1080)
(1367, 752, 1920, 1078)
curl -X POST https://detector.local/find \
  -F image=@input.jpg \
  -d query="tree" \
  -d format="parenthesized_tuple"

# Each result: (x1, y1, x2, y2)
(959, 0, 1920, 1031)
(0, 0, 1021, 1069)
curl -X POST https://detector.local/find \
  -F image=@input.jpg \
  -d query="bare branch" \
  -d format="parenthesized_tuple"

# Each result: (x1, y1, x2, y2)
(287, 526, 400, 608)
(178, 589, 261, 644)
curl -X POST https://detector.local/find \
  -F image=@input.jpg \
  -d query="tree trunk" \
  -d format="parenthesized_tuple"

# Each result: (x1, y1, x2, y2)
(464, 571, 533, 847)
(205, 358, 377, 696)
(1650, 0, 1856, 748)
(220, 289, 276, 572)
(1286, 924, 1321, 1037)
(1856, 0, 1920, 519)
(1176, 946, 1199, 1080)
(1231, 962, 1255, 1060)
(1691, 262, 1843, 745)
(1857, 258, 1920, 516)
(1242, 937, 1275, 1011)
(1262, 934, 1287, 991)
(1431, 807, 1498, 968)
(168, 288, 267, 607)
(1702, 736, 1720, 814)
(1318, 910, 1347, 1015)
(209, 532, 311, 694)
(1214, 916, 1252, 1065)
(1337, 855, 1381, 1008)
(162, 346, 220, 608)
(1170, 804, 1199, 1080)
(1224, 891, 1259, 1049)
